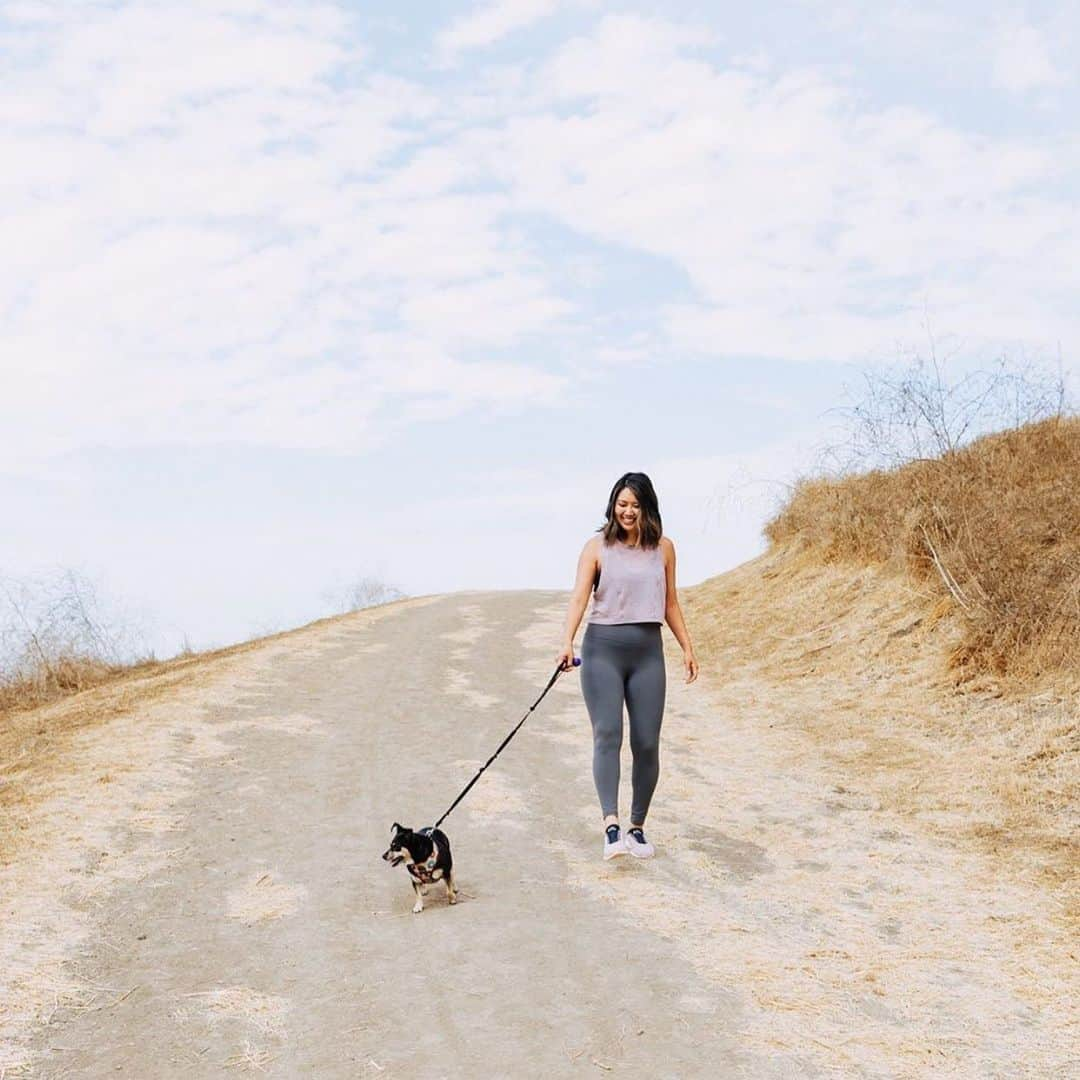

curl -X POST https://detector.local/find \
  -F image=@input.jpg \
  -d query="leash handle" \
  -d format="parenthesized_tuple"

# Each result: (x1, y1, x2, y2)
(433, 659, 578, 829)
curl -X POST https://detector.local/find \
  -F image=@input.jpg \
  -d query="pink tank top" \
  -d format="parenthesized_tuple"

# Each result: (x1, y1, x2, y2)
(588, 539, 667, 625)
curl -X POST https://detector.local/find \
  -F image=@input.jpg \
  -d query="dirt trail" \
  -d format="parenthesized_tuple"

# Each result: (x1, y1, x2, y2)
(2, 592, 1075, 1077)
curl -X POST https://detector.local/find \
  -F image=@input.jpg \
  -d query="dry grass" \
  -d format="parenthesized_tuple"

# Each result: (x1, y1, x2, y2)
(747, 416, 1079, 909)
(0, 653, 159, 716)
(765, 415, 1080, 686)
(683, 544, 1079, 924)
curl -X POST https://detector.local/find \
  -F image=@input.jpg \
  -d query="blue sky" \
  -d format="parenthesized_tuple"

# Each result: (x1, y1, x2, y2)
(1, 0, 1076, 658)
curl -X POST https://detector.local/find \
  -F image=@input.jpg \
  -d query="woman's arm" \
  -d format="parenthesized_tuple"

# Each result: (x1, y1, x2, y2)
(557, 538, 599, 668)
(662, 537, 699, 683)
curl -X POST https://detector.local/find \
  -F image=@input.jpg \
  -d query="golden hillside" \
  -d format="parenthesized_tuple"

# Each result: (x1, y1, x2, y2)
(683, 416, 1079, 921)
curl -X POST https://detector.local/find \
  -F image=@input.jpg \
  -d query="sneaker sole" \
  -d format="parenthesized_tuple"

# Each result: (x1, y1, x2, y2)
(603, 845, 627, 860)
(626, 847, 655, 858)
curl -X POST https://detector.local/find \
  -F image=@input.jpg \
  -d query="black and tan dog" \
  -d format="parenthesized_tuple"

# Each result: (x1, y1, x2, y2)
(381, 823, 457, 913)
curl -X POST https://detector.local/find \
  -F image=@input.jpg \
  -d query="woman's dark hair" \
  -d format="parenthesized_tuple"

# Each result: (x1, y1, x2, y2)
(597, 472, 663, 548)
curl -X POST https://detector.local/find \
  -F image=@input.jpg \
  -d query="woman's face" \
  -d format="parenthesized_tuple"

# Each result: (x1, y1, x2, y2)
(614, 487, 640, 533)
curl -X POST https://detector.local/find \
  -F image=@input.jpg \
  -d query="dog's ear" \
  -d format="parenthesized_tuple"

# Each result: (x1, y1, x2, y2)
(391, 822, 405, 834)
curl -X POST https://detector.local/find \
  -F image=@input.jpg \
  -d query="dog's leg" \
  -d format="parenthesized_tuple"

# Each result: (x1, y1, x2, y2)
(411, 879, 424, 914)
(446, 869, 457, 905)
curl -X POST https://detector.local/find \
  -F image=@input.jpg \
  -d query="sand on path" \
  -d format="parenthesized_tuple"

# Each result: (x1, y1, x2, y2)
(1, 592, 1075, 1078)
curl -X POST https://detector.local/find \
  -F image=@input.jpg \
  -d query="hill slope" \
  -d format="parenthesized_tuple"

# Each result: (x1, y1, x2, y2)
(684, 417, 1079, 921)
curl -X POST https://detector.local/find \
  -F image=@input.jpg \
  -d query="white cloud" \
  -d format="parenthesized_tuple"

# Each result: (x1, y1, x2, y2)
(474, 14, 1080, 362)
(797, 2, 1073, 105)
(2, 3, 1077, 472)
(437, 0, 565, 60)
(0, 2, 577, 466)
(990, 17, 1068, 94)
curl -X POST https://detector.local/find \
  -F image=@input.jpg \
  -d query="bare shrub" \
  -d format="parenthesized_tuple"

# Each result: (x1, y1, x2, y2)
(766, 345, 1078, 685)
(0, 568, 152, 712)
(822, 346, 1070, 473)
(322, 575, 407, 614)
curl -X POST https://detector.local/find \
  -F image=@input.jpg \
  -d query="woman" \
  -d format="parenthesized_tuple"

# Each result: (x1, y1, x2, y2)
(557, 472, 699, 861)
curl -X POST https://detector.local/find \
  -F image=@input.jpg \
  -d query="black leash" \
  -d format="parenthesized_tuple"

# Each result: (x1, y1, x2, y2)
(432, 658, 580, 830)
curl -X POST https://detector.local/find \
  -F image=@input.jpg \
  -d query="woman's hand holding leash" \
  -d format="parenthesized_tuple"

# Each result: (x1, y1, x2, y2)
(557, 644, 579, 672)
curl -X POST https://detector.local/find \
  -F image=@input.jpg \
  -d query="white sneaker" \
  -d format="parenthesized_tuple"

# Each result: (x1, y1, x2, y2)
(624, 826, 655, 858)
(603, 824, 627, 860)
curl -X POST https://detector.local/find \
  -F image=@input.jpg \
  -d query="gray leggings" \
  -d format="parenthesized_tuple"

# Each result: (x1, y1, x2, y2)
(580, 621, 667, 824)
